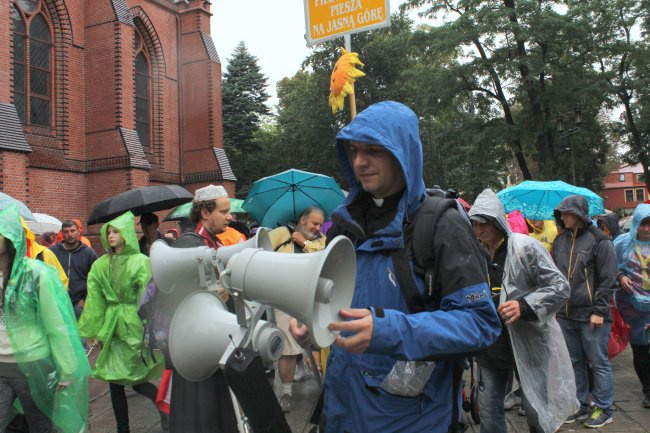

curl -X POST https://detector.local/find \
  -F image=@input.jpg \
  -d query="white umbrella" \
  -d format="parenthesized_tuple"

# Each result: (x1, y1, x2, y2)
(27, 213, 62, 235)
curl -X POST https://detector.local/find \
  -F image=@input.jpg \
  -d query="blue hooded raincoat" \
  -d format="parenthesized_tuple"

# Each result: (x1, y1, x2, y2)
(613, 203, 650, 345)
(324, 101, 501, 432)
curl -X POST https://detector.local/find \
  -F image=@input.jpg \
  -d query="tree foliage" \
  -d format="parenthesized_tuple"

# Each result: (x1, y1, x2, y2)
(264, 11, 522, 197)
(574, 0, 650, 191)
(221, 42, 270, 196)
(227, 2, 649, 205)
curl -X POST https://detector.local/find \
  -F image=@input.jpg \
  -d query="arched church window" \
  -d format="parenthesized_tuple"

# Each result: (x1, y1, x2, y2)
(12, 1, 52, 127)
(134, 29, 152, 151)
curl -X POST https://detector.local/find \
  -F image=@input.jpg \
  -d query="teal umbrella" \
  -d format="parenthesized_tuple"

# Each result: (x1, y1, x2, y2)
(497, 180, 604, 220)
(243, 169, 345, 227)
(164, 198, 246, 221)
(0, 192, 35, 221)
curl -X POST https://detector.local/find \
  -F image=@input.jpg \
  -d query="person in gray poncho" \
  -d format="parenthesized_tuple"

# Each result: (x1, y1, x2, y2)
(468, 189, 578, 433)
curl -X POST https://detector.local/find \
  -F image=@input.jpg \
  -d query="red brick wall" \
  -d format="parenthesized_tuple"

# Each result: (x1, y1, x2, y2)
(27, 169, 85, 219)
(1, 0, 228, 228)
(0, 152, 29, 202)
(602, 188, 627, 210)
(67, 44, 86, 160)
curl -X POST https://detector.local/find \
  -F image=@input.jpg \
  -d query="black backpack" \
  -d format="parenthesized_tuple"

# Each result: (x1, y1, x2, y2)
(390, 193, 476, 433)
(391, 194, 466, 311)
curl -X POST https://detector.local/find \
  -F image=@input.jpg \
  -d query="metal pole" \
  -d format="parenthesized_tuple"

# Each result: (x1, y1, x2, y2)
(569, 137, 576, 185)
(344, 34, 357, 120)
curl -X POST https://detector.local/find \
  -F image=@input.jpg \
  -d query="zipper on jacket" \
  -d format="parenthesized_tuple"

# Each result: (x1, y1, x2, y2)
(585, 268, 593, 304)
(426, 273, 433, 297)
(567, 234, 577, 280)
(566, 234, 577, 317)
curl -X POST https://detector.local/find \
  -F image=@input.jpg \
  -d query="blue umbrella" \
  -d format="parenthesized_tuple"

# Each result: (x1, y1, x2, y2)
(0, 192, 35, 221)
(497, 180, 604, 220)
(243, 169, 345, 228)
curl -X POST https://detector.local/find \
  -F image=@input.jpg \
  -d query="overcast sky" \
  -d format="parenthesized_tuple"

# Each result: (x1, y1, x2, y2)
(210, 0, 413, 107)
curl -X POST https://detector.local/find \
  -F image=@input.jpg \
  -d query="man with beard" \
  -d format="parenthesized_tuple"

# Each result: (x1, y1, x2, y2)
(269, 207, 326, 412)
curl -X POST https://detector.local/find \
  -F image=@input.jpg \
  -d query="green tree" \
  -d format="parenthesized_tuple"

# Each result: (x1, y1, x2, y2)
(222, 42, 270, 195)
(575, 0, 650, 191)
(256, 11, 515, 197)
(274, 71, 345, 182)
(402, 0, 614, 189)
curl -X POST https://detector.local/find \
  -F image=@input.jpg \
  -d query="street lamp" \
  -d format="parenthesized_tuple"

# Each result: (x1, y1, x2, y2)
(557, 103, 582, 185)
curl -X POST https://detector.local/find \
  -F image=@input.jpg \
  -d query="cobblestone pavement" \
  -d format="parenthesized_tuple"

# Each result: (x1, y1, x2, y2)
(464, 349, 650, 433)
(87, 359, 321, 433)
(89, 349, 649, 432)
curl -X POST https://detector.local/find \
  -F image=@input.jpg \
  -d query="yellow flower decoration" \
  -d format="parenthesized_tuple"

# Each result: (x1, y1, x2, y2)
(329, 48, 365, 114)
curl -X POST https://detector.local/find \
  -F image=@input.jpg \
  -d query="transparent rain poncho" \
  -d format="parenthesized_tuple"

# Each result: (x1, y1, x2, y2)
(613, 204, 650, 347)
(503, 234, 579, 432)
(0, 205, 90, 433)
(471, 189, 579, 433)
(78, 212, 163, 385)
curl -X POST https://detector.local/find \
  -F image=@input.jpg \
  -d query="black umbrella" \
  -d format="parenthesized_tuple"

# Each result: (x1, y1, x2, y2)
(88, 185, 193, 226)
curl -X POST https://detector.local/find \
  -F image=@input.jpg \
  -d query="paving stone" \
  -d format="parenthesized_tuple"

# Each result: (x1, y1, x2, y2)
(89, 346, 649, 432)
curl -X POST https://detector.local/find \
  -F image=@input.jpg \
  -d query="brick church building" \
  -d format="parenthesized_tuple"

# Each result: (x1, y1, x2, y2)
(0, 0, 235, 235)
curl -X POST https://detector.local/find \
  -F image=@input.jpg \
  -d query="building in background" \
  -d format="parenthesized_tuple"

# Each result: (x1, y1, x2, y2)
(0, 0, 235, 236)
(600, 163, 648, 214)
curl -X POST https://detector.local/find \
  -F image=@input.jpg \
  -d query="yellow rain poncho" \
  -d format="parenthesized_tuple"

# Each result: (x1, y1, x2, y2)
(0, 206, 90, 433)
(78, 212, 162, 384)
(21, 217, 69, 289)
(526, 219, 558, 252)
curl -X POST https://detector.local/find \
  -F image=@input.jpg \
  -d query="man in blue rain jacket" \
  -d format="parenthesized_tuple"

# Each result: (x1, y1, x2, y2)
(292, 101, 501, 432)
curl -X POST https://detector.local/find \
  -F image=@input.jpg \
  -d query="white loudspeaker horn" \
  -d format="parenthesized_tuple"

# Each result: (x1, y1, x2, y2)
(224, 235, 356, 348)
(216, 227, 272, 267)
(149, 240, 218, 294)
(168, 291, 284, 382)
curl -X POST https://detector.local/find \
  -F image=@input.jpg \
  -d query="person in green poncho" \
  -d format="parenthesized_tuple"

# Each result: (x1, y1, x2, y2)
(78, 211, 165, 433)
(0, 205, 90, 433)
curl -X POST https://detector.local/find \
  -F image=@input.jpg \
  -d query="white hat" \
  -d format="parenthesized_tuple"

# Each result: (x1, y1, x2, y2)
(193, 184, 228, 202)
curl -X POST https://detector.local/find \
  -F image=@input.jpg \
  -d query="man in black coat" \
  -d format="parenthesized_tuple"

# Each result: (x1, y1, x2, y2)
(552, 195, 617, 428)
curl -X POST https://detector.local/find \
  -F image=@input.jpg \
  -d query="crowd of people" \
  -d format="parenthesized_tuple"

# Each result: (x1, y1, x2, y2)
(0, 100, 648, 433)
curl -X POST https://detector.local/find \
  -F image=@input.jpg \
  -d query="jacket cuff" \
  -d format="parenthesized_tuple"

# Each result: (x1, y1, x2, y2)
(517, 299, 537, 321)
(367, 307, 397, 353)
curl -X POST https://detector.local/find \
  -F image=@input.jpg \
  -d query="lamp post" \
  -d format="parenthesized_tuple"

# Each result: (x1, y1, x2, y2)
(557, 103, 582, 185)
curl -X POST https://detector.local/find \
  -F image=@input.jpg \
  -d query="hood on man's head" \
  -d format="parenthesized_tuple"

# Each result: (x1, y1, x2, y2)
(628, 203, 650, 242)
(468, 214, 492, 224)
(73, 218, 84, 233)
(467, 189, 511, 235)
(553, 195, 592, 229)
(335, 101, 426, 216)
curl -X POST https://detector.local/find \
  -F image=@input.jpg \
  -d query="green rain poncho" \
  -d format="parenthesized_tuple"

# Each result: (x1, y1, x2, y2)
(78, 211, 162, 385)
(0, 206, 90, 433)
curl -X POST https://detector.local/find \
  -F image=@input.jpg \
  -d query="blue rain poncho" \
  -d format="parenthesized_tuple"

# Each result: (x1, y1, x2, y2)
(613, 204, 650, 345)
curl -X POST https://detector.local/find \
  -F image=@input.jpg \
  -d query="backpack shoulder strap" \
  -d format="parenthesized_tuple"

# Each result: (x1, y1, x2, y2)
(390, 197, 467, 433)
(274, 226, 294, 252)
(390, 196, 458, 314)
